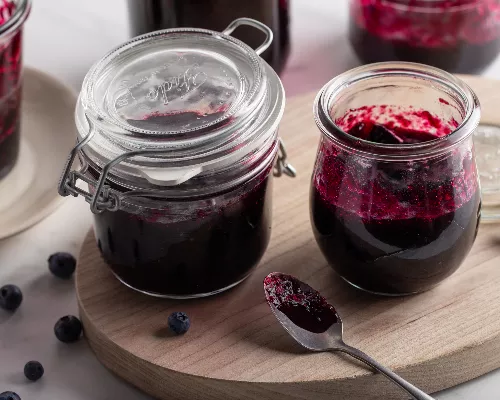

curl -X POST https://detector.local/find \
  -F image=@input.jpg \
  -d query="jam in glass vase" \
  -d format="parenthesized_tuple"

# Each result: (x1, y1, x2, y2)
(349, 0, 500, 74)
(311, 62, 481, 295)
(0, 0, 30, 180)
(59, 19, 294, 298)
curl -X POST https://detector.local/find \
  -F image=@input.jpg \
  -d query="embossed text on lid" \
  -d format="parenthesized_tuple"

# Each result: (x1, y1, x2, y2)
(91, 29, 262, 138)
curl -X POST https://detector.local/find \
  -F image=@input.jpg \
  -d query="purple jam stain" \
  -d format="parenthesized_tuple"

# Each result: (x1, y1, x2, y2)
(263, 273, 339, 333)
(349, 0, 500, 73)
(312, 105, 481, 294)
(0, 1, 23, 180)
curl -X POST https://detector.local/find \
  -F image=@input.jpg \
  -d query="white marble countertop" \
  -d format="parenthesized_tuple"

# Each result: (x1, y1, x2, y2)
(1, 0, 500, 399)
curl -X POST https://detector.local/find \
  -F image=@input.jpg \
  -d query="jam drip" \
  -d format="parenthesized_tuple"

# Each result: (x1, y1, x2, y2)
(350, 0, 500, 73)
(311, 105, 481, 294)
(264, 273, 339, 333)
(0, 0, 23, 180)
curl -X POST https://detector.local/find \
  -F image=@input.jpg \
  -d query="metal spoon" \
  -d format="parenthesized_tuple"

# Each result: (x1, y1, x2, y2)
(263, 272, 435, 400)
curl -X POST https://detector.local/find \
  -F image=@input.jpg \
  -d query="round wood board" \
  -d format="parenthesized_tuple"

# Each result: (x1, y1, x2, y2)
(77, 75, 500, 400)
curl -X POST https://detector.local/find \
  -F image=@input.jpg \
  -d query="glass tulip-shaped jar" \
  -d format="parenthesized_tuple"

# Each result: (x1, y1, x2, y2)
(349, 0, 500, 74)
(59, 19, 294, 298)
(0, 0, 31, 180)
(311, 62, 481, 295)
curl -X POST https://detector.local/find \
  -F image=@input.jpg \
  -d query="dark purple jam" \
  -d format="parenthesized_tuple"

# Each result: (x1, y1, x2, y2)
(349, 0, 500, 74)
(264, 273, 339, 333)
(0, 2, 23, 181)
(126, 0, 290, 74)
(311, 106, 481, 295)
(93, 167, 273, 297)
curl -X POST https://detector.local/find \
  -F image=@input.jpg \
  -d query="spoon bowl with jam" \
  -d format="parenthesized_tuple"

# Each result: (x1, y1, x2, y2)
(263, 272, 435, 400)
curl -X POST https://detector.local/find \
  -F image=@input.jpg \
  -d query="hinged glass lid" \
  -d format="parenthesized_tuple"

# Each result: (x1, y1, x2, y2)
(81, 18, 276, 142)
(89, 27, 264, 137)
(59, 18, 293, 213)
(73, 18, 284, 185)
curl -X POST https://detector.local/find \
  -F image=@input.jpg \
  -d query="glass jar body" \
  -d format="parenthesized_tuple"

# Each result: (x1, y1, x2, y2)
(90, 160, 274, 298)
(126, 0, 290, 75)
(0, 1, 30, 180)
(310, 136, 481, 295)
(59, 20, 290, 298)
(349, 0, 500, 74)
(311, 62, 482, 295)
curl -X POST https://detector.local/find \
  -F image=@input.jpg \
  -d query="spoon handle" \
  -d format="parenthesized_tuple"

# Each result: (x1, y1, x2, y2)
(337, 344, 435, 400)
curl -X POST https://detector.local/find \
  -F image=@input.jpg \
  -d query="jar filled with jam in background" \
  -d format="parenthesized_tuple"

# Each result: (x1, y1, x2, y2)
(59, 19, 295, 298)
(126, 0, 290, 75)
(0, 0, 30, 181)
(349, 0, 500, 74)
(311, 62, 481, 296)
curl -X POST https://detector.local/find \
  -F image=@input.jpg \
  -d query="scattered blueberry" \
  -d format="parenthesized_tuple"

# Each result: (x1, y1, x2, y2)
(0, 284, 23, 311)
(48, 252, 76, 279)
(54, 315, 82, 343)
(0, 392, 20, 400)
(24, 360, 44, 381)
(168, 311, 190, 335)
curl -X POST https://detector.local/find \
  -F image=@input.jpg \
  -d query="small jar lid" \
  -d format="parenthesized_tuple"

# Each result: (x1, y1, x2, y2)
(76, 18, 285, 190)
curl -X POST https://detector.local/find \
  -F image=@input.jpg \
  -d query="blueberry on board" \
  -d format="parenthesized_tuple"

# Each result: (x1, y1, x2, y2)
(0, 284, 23, 311)
(24, 360, 44, 381)
(168, 312, 191, 335)
(0, 392, 21, 400)
(54, 315, 83, 343)
(48, 252, 76, 279)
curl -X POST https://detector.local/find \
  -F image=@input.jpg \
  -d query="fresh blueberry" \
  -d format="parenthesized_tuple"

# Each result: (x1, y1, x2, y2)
(48, 252, 76, 279)
(24, 360, 44, 381)
(0, 392, 21, 400)
(0, 284, 23, 311)
(168, 311, 190, 335)
(54, 315, 82, 343)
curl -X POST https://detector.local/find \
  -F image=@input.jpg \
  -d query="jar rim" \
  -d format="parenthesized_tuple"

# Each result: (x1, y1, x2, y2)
(0, 0, 31, 37)
(313, 62, 481, 161)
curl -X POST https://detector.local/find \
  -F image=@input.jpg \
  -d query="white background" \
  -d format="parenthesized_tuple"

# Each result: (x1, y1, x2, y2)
(0, 0, 499, 399)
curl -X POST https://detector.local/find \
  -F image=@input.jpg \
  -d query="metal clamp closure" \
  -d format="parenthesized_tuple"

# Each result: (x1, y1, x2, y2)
(274, 138, 297, 178)
(59, 117, 296, 214)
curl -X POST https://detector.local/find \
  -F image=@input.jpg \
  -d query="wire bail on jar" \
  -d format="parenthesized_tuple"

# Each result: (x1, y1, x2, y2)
(58, 18, 296, 214)
(274, 139, 296, 178)
(58, 119, 296, 214)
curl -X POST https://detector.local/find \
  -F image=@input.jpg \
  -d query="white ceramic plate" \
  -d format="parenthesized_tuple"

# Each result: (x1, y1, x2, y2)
(0, 67, 77, 238)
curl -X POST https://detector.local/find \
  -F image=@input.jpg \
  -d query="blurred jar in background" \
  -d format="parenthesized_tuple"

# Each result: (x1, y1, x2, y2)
(127, 0, 290, 75)
(349, 0, 500, 74)
(0, 0, 30, 181)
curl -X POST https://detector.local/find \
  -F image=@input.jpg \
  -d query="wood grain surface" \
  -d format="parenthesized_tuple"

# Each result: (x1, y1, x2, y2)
(76, 76, 500, 400)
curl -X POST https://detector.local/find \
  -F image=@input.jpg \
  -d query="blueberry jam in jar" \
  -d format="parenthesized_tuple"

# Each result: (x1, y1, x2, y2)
(59, 19, 294, 298)
(127, 0, 290, 75)
(349, 0, 500, 74)
(312, 63, 481, 296)
(0, 0, 30, 180)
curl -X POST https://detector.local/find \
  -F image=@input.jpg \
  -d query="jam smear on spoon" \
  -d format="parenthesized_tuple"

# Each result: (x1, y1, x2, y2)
(263, 273, 339, 334)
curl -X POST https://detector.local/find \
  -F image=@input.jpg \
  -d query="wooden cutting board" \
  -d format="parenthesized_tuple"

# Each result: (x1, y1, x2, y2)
(76, 76, 500, 400)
